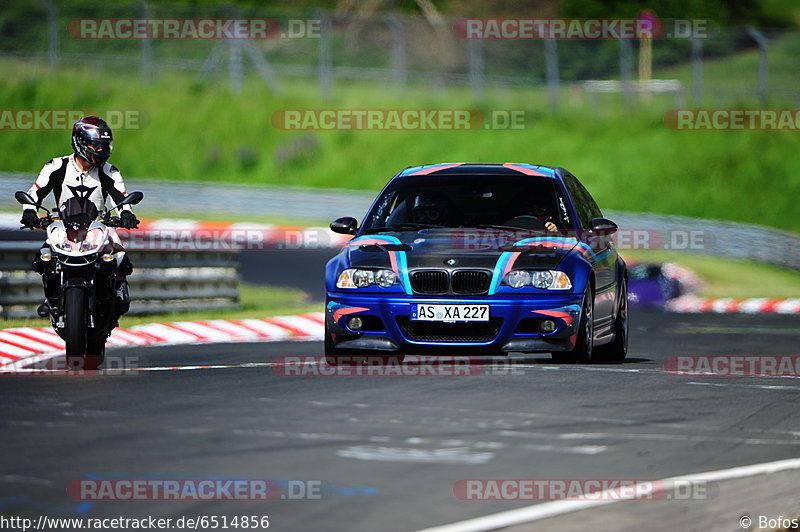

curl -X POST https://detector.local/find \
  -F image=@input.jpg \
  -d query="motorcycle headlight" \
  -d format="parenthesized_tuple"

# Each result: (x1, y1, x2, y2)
(336, 269, 396, 289)
(48, 226, 67, 250)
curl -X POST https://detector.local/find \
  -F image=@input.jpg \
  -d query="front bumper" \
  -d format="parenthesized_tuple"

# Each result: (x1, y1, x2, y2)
(326, 292, 584, 354)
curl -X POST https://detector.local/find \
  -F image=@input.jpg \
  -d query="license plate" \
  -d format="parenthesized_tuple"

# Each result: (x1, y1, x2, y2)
(411, 304, 490, 322)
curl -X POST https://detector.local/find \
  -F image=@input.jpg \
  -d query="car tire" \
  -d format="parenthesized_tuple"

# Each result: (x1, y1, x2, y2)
(593, 279, 628, 362)
(552, 288, 593, 363)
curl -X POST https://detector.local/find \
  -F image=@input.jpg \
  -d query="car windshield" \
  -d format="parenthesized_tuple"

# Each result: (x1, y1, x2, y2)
(362, 174, 571, 232)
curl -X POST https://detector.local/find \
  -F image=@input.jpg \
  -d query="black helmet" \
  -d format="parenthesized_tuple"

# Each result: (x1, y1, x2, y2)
(72, 116, 113, 166)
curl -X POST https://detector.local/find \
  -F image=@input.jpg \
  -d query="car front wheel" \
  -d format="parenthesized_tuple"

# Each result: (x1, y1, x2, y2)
(593, 279, 628, 362)
(552, 288, 593, 363)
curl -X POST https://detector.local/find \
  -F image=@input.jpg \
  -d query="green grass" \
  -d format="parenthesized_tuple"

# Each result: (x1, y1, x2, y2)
(621, 250, 800, 298)
(0, 283, 320, 330)
(655, 32, 800, 94)
(2, 35, 800, 233)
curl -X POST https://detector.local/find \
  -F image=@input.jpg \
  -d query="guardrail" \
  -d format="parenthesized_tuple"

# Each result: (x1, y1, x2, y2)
(605, 210, 800, 272)
(0, 242, 240, 319)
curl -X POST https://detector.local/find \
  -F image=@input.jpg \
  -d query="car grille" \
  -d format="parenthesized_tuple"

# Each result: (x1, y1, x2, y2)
(396, 317, 503, 343)
(411, 270, 448, 293)
(410, 269, 491, 295)
(452, 270, 490, 294)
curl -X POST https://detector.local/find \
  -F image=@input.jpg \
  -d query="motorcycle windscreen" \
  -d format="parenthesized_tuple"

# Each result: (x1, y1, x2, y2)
(59, 197, 99, 231)
(58, 197, 104, 248)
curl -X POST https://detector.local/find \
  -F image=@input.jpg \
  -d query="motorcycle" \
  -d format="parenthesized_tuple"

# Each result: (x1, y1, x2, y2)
(15, 189, 144, 370)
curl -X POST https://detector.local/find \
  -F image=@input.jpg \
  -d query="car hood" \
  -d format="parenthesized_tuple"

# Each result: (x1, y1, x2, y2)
(346, 229, 578, 271)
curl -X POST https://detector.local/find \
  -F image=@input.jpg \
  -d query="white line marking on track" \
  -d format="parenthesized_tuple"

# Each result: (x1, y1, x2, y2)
(417, 456, 800, 532)
(687, 381, 800, 391)
(337, 446, 494, 464)
(500, 429, 800, 447)
(516, 443, 607, 455)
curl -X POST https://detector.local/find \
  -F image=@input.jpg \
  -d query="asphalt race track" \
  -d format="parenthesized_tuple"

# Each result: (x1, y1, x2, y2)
(2, 310, 800, 531)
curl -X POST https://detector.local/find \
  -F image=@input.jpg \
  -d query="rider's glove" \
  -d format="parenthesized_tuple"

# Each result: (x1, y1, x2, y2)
(120, 210, 139, 229)
(20, 209, 39, 228)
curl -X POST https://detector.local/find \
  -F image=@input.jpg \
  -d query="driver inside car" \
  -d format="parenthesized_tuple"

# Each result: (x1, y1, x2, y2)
(20, 116, 138, 323)
(411, 191, 458, 226)
(502, 204, 559, 232)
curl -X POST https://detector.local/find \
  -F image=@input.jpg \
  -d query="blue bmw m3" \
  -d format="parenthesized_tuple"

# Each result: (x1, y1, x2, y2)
(325, 163, 628, 363)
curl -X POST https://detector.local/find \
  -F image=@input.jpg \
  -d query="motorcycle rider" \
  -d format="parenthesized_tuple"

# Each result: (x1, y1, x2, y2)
(20, 115, 139, 322)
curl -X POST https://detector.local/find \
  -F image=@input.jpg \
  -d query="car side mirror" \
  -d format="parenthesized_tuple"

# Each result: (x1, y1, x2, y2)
(330, 217, 358, 235)
(15, 191, 37, 206)
(589, 217, 618, 234)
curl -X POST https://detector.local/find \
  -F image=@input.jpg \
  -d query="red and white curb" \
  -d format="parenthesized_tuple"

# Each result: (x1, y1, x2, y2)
(0, 312, 324, 370)
(666, 296, 800, 314)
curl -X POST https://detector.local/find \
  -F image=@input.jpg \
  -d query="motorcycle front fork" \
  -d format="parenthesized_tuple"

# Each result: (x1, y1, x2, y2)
(46, 267, 104, 330)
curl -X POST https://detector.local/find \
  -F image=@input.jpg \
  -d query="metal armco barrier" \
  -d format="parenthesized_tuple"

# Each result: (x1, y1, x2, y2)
(605, 210, 800, 272)
(0, 242, 240, 319)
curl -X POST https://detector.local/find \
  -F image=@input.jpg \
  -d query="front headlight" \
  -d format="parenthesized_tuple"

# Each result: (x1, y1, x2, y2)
(504, 270, 531, 289)
(49, 227, 68, 250)
(80, 241, 98, 252)
(337, 268, 397, 289)
(503, 270, 572, 290)
(353, 269, 374, 288)
(375, 269, 397, 288)
(531, 271, 554, 288)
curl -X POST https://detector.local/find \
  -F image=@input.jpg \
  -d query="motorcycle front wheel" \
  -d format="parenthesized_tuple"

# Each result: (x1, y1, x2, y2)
(64, 287, 100, 370)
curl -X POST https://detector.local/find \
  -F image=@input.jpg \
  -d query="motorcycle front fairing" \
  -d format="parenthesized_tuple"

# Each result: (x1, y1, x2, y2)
(38, 198, 121, 335)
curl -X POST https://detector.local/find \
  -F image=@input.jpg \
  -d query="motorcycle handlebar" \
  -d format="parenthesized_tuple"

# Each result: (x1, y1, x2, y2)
(103, 216, 123, 228)
(20, 216, 138, 230)
(21, 216, 53, 230)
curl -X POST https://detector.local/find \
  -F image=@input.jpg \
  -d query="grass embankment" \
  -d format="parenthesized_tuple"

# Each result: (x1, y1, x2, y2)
(1, 32, 800, 232)
(0, 284, 319, 330)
